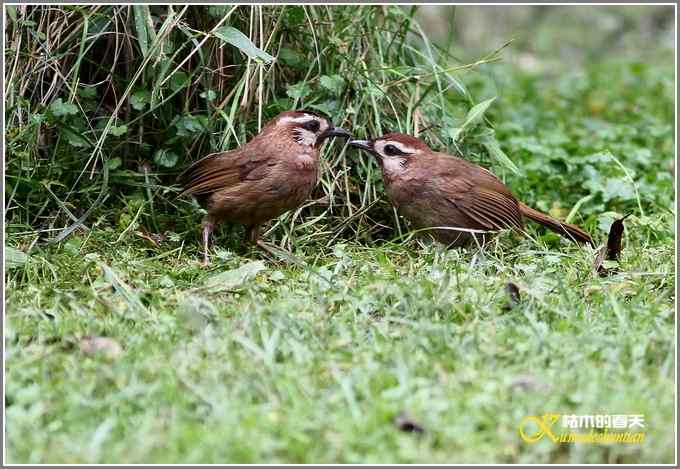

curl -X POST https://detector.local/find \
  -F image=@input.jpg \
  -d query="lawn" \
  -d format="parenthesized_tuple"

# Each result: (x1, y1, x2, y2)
(4, 5, 675, 464)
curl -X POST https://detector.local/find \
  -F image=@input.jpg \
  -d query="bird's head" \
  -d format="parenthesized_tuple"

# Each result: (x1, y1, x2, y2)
(271, 110, 351, 148)
(349, 132, 430, 174)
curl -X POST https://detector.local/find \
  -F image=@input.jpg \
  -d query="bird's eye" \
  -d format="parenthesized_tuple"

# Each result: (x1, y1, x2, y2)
(383, 144, 403, 156)
(302, 120, 320, 132)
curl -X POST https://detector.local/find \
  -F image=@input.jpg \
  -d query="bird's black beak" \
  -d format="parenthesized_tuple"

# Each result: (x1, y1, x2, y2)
(348, 139, 375, 154)
(317, 126, 352, 144)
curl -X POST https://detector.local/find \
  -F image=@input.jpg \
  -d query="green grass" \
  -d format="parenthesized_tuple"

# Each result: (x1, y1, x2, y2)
(5, 225, 675, 463)
(4, 5, 676, 464)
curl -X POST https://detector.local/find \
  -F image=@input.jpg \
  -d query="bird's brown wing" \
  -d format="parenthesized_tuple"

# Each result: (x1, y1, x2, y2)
(449, 185, 524, 230)
(436, 156, 524, 231)
(177, 147, 274, 197)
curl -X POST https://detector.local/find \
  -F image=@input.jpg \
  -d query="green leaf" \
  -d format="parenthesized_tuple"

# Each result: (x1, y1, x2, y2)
(480, 134, 520, 175)
(5, 246, 28, 269)
(204, 261, 267, 292)
(213, 26, 274, 64)
(107, 157, 122, 170)
(169, 72, 190, 92)
(452, 97, 496, 142)
(603, 178, 636, 202)
(174, 115, 207, 137)
(284, 7, 305, 26)
(49, 98, 78, 117)
(269, 270, 286, 282)
(6, 5, 17, 23)
(286, 82, 311, 101)
(130, 90, 151, 110)
(133, 6, 149, 57)
(319, 75, 345, 96)
(310, 101, 340, 117)
(207, 6, 231, 19)
(29, 113, 45, 125)
(279, 48, 304, 69)
(78, 87, 97, 99)
(448, 127, 462, 142)
(61, 127, 90, 148)
(109, 125, 128, 137)
(464, 96, 495, 125)
(153, 149, 179, 168)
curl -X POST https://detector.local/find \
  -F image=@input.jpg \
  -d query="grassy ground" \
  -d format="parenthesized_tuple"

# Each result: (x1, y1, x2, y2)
(4, 6, 676, 464)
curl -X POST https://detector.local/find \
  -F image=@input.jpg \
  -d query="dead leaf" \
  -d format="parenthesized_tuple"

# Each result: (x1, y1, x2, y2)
(605, 213, 631, 261)
(511, 374, 552, 393)
(135, 228, 167, 247)
(595, 213, 632, 276)
(503, 282, 521, 310)
(79, 336, 123, 359)
(593, 246, 608, 274)
(395, 412, 425, 434)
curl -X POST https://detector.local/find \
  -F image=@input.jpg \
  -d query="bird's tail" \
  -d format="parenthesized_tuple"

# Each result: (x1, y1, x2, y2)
(518, 202, 593, 246)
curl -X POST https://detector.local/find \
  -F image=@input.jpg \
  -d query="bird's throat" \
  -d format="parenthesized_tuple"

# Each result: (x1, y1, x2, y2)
(381, 157, 408, 175)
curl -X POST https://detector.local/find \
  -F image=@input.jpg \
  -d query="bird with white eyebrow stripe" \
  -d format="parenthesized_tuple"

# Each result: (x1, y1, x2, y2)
(178, 110, 351, 265)
(350, 132, 593, 247)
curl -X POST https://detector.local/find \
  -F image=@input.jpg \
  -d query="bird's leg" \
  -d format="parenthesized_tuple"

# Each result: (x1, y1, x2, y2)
(246, 224, 261, 245)
(201, 216, 215, 266)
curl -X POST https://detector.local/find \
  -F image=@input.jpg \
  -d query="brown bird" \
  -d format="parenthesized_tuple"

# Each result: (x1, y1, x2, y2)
(179, 110, 351, 264)
(349, 132, 593, 247)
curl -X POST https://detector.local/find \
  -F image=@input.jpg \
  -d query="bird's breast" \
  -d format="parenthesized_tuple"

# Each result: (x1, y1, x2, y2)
(293, 152, 320, 180)
(294, 152, 318, 168)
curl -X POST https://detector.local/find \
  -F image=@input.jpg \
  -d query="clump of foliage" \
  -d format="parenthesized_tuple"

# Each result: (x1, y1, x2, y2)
(5, 5, 514, 250)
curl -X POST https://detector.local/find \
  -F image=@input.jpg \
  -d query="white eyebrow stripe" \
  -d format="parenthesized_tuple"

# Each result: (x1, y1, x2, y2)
(278, 114, 316, 124)
(378, 140, 415, 154)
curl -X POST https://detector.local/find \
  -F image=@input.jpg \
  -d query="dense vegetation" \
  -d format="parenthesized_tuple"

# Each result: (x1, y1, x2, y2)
(5, 5, 675, 463)
(5, 5, 512, 246)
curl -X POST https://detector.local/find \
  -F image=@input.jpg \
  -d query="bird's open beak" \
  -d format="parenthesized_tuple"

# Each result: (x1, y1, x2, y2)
(317, 126, 352, 144)
(348, 139, 375, 154)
